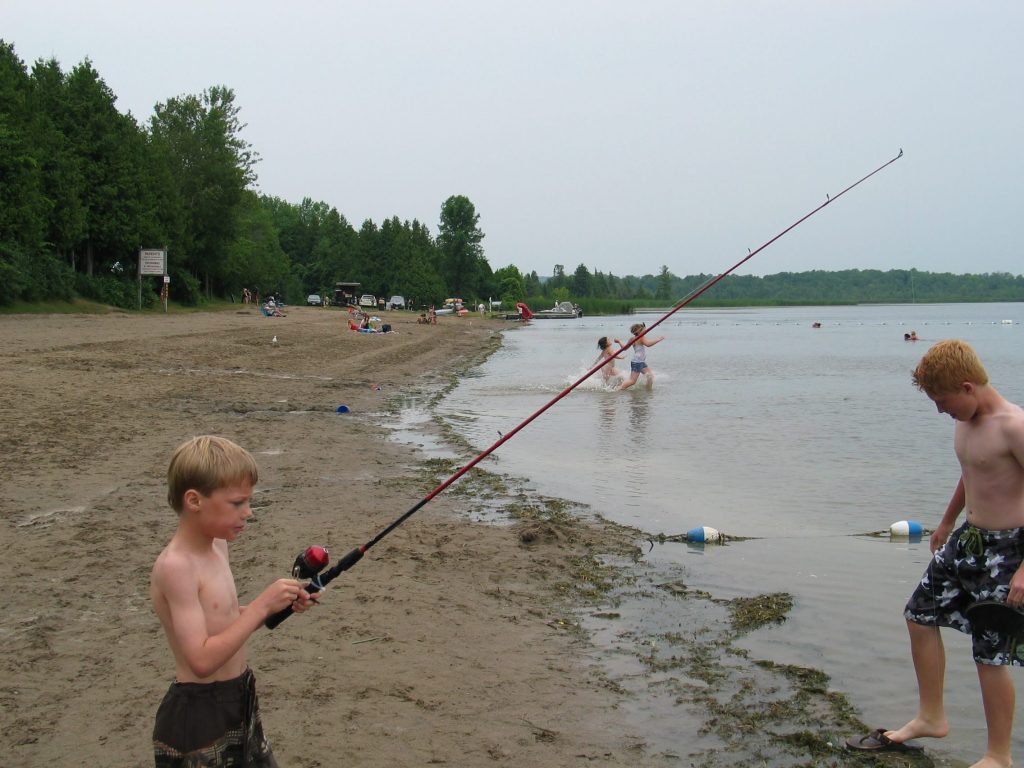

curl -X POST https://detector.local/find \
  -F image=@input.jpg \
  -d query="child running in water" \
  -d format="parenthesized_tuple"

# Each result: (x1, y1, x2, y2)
(618, 322, 665, 391)
(150, 435, 319, 766)
(595, 336, 626, 385)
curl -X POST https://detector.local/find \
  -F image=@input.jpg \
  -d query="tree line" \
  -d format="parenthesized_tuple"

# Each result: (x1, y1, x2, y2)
(0, 41, 490, 309)
(2, 40, 1021, 312)
(546, 266, 1024, 312)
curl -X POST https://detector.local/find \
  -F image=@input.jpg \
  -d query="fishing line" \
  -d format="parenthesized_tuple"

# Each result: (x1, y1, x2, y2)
(266, 149, 905, 629)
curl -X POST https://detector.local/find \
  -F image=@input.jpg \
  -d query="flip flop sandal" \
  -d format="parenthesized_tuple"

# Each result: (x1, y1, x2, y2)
(845, 728, 924, 753)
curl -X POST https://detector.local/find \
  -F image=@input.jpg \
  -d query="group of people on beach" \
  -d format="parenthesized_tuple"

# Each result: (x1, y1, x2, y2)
(595, 322, 666, 390)
(145, 328, 1024, 767)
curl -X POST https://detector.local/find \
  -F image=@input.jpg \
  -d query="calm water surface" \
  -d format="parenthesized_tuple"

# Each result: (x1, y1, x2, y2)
(436, 303, 1023, 763)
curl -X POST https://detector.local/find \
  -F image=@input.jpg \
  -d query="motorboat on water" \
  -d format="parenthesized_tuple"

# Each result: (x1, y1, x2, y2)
(532, 301, 583, 319)
(503, 301, 582, 320)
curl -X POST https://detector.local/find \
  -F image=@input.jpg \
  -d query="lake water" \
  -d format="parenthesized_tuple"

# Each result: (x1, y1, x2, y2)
(424, 303, 1023, 763)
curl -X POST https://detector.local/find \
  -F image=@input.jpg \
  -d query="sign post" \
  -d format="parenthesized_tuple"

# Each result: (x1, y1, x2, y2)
(138, 248, 167, 311)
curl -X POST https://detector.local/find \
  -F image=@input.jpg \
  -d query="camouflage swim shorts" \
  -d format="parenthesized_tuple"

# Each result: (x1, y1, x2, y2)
(905, 522, 1024, 665)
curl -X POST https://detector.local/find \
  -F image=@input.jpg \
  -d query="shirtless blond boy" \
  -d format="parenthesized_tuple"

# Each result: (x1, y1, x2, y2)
(847, 340, 1024, 767)
(150, 436, 318, 766)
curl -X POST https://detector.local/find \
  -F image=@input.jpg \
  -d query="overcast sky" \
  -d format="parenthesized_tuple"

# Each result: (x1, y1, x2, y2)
(4, 2, 1021, 278)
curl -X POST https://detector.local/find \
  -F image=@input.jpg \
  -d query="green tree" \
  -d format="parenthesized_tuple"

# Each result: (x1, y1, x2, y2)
(656, 265, 673, 300)
(149, 86, 256, 301)
(396, 221, 446, 307)
(222, 191, 292, 300)
(493, 264, 525, 307)
(523, 270, 542, 297)
(437, 195, 486, 299)
(61, 60, 149, 277)
(571, 263, 592, 297)
(352, 219, 382, 295)
(0, 41, 46, 255)
(27, 58, 87, 264)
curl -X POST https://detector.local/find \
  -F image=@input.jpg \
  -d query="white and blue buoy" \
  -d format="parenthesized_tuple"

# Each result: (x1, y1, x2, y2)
(890, 520, 924, 537)
(686, 526, 722, 543)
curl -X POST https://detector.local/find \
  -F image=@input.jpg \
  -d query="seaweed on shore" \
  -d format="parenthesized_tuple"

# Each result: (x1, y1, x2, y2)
(388, 327, 929, 767)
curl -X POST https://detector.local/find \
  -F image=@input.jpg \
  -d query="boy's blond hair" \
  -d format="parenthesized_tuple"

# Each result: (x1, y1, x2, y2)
(912, 339, 989, 396)
(167, 435, 259, 512)
(630, 322, 645, 336)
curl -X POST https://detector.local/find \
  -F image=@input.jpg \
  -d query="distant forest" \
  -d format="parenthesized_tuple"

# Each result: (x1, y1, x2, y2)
(2, 40, 1022, 312)
(565, 267, 1024, 312)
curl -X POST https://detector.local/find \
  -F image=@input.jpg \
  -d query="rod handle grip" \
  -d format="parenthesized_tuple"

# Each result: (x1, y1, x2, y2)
(264, 547, 363, 630)
(264, 577, 325, 630)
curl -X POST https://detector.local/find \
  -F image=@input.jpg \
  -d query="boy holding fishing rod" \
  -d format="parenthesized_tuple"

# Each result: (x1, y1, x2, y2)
(150, 435, 319, 766)
(848, 340, 1024, 767)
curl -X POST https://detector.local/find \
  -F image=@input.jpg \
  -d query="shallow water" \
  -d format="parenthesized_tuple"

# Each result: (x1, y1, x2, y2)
(435, 303, 1023, 764)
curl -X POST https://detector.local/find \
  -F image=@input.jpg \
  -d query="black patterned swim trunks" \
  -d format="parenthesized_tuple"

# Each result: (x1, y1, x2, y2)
(153, 667, 278, 767)
(905, 522, 1024, 666)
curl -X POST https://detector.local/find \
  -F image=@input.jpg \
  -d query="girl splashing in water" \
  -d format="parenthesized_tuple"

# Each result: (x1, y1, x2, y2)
(595, 336, 627, 386)
(618, 322, 666, 391)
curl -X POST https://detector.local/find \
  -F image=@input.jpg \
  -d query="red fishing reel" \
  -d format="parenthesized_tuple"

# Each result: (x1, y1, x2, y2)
(264, 545, 330, 630)
(292, 545, 329, 580)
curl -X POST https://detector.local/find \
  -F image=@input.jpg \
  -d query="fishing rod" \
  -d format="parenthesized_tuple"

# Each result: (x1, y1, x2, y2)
(265, 148, 904, 629)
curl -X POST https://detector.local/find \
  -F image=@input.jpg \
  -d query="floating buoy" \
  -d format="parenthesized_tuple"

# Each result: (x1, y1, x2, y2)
(336, 405, 350, 413)
(686, 526, 722, 543)
(1002, 319, 1013, 325)
(890, 520, 924, 537)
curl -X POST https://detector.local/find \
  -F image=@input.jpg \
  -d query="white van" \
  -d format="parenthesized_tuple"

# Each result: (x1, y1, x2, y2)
(359, 294, 376, 307)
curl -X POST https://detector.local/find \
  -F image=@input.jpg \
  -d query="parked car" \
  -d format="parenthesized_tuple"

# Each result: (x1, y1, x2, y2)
(359, 294, 376, 307)
(306, 294, 322, 306)
(388, 295, 406, 310)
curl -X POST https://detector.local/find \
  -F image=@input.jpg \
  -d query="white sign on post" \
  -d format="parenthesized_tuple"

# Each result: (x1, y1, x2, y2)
(139, 248, 167, 276)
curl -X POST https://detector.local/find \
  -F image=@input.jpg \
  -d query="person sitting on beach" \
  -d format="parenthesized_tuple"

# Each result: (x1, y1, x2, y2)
(618, 323, 666, 392)
(263, 302, 286, 317)
(846, 340, 1024, 763)
(150, 436, 319, 766)
(595, 336, 627, 385)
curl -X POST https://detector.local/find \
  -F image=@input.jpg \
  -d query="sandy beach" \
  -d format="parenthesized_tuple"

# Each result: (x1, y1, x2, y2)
(1, 305, 936, 768)
(0, 307, 655, 767)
